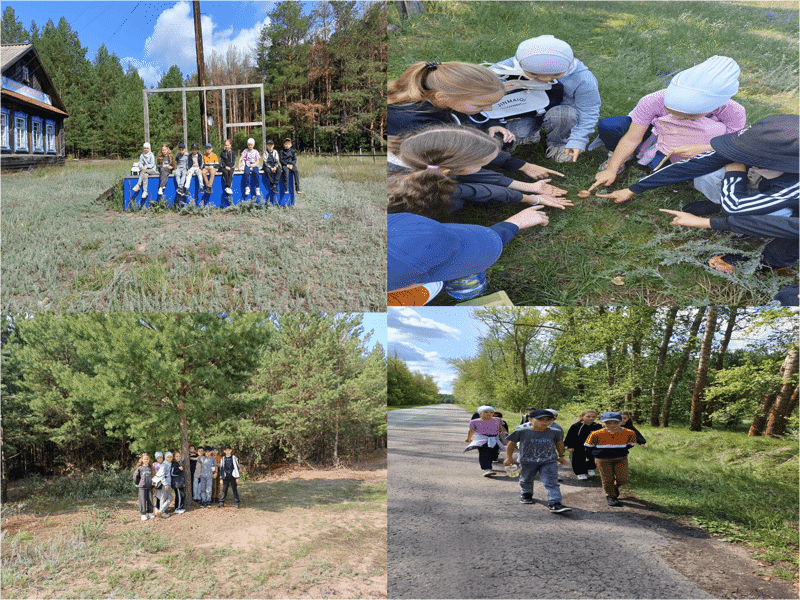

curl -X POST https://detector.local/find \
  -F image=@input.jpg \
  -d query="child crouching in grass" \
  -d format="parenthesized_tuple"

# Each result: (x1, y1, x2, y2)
(388, 125, 572, 221)
(133, 453, 154, 521)
(583, 412, 640, 507)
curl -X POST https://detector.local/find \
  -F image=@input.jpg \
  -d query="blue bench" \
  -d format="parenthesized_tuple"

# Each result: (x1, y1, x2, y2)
(124, 171, 296, 210)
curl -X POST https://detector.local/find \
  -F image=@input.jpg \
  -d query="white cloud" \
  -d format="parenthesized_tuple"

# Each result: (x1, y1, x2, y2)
(388, 308, 461, 341)
(389, 340, 441, 363)
(129, 1, 270, 87)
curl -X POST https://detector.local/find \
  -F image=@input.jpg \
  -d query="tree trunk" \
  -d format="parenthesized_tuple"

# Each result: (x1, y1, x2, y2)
(1, 417, 7, 504)
(750, 393, 777, 436)
(650, 307, 679, 426)
(704, 307, 738, 426)
(661, 307, 706, 427)
(765, 346, 799, 438)
(395, 1, 424, 16)
(179, 401, 192, 506)
(690, 306, 718, 431)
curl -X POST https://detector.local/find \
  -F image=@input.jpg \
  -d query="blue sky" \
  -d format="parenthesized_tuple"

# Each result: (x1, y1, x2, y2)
(5, 1, 313, 87)
(360, 312, 387, 356)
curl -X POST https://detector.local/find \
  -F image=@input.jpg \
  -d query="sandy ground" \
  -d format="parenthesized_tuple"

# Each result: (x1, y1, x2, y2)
(2, 461, 387, 599)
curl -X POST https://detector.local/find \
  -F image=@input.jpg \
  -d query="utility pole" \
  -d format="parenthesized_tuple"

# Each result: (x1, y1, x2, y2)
(193, 0, 208, 144)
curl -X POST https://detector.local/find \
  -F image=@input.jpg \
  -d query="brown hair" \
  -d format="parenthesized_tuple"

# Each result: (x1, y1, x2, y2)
(387, 125, 501, 220)
(388, 62, 503, 106)
(576, 410, 599, 422)
(135, 453, 153, 473)
(158, 145, 174, 167)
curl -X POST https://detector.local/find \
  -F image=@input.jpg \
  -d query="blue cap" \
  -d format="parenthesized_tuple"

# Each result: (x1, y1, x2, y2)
(155, 451, 163, 458)
(600, 412, 622, 422)
(388, 213, 503, 291)
(528, 409, 554, 419)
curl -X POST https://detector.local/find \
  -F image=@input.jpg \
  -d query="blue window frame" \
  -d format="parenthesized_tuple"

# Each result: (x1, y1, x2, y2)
(31, 116, 44, 154)
(45, 119, 56, 154)
(0, 107, 9, 151)
(13, 111, 28, 153)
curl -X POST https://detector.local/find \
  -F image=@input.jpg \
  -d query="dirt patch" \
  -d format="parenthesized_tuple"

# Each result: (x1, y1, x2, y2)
(2, 464, 387, 599)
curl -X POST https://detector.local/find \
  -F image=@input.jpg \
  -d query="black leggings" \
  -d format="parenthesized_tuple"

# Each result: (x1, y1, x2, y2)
(569, 446, 597, 475)
(220, 478, 240, 504)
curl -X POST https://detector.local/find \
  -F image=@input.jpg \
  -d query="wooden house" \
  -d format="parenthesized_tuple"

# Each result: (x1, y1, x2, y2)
(1, 43, 69, 171)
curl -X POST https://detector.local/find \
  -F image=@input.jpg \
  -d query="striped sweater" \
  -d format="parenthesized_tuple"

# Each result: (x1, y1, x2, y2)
(584, 428, 638, 459)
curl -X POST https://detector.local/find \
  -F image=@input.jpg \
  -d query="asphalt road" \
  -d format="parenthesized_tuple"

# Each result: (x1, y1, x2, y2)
(388, 404, 714, 599)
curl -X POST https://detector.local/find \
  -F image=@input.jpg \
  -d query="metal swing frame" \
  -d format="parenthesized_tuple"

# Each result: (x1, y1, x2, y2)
(142, 83, 266, 152)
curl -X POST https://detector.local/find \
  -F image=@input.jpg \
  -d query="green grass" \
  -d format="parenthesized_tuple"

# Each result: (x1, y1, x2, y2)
(2, 156, 386, 312)
(459, 401, 798, 581)
(390, 1, 799, 305)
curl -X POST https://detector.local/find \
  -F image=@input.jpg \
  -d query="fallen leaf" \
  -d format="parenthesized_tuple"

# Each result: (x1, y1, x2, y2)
(612, 276, 625, 286)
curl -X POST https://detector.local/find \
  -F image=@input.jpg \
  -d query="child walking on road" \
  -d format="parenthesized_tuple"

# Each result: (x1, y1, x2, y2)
(504, 409, 571, 512)
(584, 412, 640, 506)
(464, 405, 507, 477)
(564, 410, 602, 479)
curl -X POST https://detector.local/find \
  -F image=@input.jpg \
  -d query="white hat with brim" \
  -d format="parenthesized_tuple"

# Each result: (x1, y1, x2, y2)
(477, 405, 495, 414)
(664, 56, 740, 114)
(515, 35, 574, 75)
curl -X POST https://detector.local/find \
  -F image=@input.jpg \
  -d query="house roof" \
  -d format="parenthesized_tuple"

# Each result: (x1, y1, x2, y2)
(0, 43, 68, 114)
(1, 88, 69, 117)
(0, 44, 31, 68)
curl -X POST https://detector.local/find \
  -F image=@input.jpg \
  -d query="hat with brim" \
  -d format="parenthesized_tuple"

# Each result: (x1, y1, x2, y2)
(710, 114, 799, 174)
(600, 412, 622, 422)
(528, 409, 554, 420)
(477, 405, 495, 414)
(388, 213, 503, 291)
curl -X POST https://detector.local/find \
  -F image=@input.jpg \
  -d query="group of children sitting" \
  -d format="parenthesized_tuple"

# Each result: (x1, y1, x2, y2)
(132, 444, 241, 521)
(132, 137, 301, 203)
(465, 406, 647, 511)
(387, 34, 798, 306)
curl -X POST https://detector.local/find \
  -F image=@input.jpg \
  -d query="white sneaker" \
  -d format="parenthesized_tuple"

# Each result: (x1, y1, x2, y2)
(225, 187, 232, 194)
(255, 189, 261, 196)
(245, 186, 250, 195)
(158, 187, 164, 195)
(141, 514, 148, 521)
(132, 185, 140, 192)
(146, 513, 154, 519)
(577, 474, 589, 480)
(175, 508, 185, 514)
(142, 191, 148, 199)
(482, 470, 496, 477)
(587, 470, 596, 476)
(545, 146, 571, 163)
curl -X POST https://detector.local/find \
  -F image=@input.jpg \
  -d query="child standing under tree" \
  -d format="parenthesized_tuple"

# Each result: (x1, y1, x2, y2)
(218, 445, 241, 509)
(504, 409, 571, 512)
(280, 138, 301, 194)
(171, 450, 186, 514)
(133, 453, 154, 521)
(564, 410, 601, 480)
(584, 412, 640, 506)
(464, 405, 507, 477)
(154, 451, 172, 518)
(193, 445, 205, 505)
(198, 445, 216, 508)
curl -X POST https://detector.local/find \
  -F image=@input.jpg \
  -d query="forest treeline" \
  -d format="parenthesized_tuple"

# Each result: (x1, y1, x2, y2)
(445, 307, 798, 436)
(0, 1, 386, 157)
(1, 313, 387, 500)
(387, 356, 440, 407)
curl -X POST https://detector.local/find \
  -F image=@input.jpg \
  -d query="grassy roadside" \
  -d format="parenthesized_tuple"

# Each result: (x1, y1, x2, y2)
(1, 469, 387, 599)
(2, 157, 386, 312)
(455, 402, 799, 582)
(389, 1, 799, 305)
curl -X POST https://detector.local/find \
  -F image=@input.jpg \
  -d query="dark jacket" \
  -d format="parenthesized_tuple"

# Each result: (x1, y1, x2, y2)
(133, 465, 153, 488)
(171, 458, 186, 488)
(564, 421, 602, 449)
(280, 148, 297, 166)
(621, 421, 647, 445)
(219, 149, 236, 171)
(264, 149, 281, 169)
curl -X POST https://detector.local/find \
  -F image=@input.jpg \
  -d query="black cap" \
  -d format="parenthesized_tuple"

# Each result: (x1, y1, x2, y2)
(528, 409, 554, 420)
(266, 139, 274, 145)
(191, 143, 199, 150)
(710, 115, 799, 173)
(223, 445, 231, 449)
(205, 142, 213, 147)
(178, 142, 185, 148)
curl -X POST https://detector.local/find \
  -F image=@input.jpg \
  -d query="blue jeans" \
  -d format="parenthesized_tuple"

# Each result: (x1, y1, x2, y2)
(244, 165, 261, 191)
(519, 461, 561, 504)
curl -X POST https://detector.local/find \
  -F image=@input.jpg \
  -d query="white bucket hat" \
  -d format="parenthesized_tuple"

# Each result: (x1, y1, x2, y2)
(664, 56, 740, 114)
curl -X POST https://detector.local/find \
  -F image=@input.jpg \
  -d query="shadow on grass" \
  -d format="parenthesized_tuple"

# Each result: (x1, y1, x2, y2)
(241, 477, 387, 513)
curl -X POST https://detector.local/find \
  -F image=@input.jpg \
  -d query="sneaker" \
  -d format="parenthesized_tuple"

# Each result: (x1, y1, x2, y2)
(245, 187, 250, 195)
(545, 146, 571, 163)
(587, 470, 596, 476)
(482, 470, 496, 477)
(146, 513, 154, 519)
(295, 189, 302, 194)
(607, 496, 622, 507)
(141, 514, 148, 521)
(175, 509, 185, 514)
(598, 152, 629, 174)
(133, 185, 140, 192)
(225, 187, 232, 194)
(142, 191, 148, 199)
(158, 187, 164, 196)
(577, 474, 589, 480)
(548, 503, 572, 513)
(160, 511, 171, 518)
(519, 495, 534, 504)
(256, 189, 261, 196)
(236, 503, 241, 509)
(218, 503, 224, 508)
